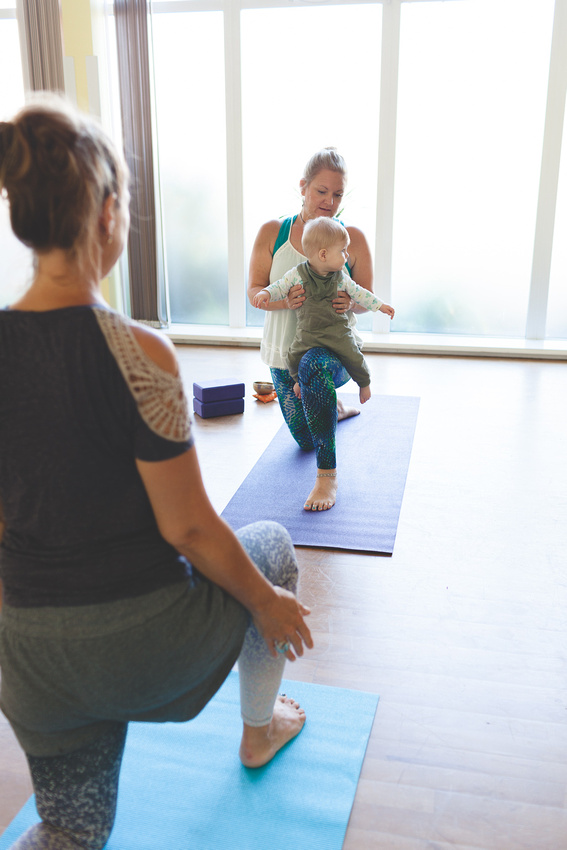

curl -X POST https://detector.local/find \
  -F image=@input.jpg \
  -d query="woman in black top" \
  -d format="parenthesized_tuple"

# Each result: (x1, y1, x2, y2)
(0, 96, 312, 850)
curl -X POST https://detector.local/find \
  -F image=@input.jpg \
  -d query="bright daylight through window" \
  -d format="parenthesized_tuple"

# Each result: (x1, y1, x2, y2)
(1, 0, 566, 346)
(147, 0, 565, 344)
(151, 9, 229, 325)
(393, 0, 554, 337)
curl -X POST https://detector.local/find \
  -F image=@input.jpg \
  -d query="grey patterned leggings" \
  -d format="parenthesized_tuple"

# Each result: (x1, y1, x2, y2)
(8, 521, 298, 850)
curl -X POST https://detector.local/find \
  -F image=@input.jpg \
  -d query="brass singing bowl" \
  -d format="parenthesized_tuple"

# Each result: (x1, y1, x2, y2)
(253, 381, 274, 395)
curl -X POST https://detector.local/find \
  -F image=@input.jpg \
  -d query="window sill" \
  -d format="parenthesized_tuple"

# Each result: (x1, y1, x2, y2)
(165, 324, 567, 360)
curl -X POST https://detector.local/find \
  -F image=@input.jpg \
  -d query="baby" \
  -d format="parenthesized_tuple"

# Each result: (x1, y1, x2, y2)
(253, 217, 395, 404)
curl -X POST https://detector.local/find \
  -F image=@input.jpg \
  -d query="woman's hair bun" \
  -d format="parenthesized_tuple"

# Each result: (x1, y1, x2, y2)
(302, 147, 347, 186)
(0, 95, 128, 260)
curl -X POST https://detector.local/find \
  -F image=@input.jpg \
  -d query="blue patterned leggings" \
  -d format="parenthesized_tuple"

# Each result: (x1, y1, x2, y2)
(271, 348, 350, 470)
(8, 522, 298, 850)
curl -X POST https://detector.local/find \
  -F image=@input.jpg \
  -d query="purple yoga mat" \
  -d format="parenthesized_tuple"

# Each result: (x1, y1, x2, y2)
(221, 394, 419, 554)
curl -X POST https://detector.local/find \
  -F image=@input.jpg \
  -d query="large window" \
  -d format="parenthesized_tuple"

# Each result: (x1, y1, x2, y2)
(240, 3, 382, 331)
(5, 0, 565, 349)
(151, 9, 229, 325)
(0, 1, 30, 309)
(392, 0, 554, 337)
(136, 0, 566, 346)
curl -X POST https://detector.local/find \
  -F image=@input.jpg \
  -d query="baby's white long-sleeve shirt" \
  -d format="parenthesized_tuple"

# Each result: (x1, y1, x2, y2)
(264, 266, 383, 312)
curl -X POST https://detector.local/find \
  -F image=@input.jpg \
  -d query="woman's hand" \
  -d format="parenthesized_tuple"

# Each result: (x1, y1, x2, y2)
(333, 289, 354, 314)
(286, 283, 305, 311)
(252, 585, 313, 662)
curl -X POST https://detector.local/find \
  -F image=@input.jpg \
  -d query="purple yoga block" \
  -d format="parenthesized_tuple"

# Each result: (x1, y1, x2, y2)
(193, 379, 245, 403)
(193, 397, 245, 419)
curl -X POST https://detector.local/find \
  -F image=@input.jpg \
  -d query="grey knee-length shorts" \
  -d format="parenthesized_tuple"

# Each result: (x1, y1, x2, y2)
(0, 574, 249, 756)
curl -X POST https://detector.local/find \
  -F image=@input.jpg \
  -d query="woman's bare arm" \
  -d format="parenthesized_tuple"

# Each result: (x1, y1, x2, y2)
(131, 326, 312, 659)
(347, 225, 374, 293)
(136, 448, 312, 659)
(248, 220, 305, 312)
(334, 224, 374, 314)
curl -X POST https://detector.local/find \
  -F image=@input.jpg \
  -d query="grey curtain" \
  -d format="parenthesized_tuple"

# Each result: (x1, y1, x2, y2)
(114, 0, 162, 324)
(20, 0, 65, 92)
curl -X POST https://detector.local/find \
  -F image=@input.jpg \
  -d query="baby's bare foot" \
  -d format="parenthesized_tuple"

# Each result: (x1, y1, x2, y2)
(239, 695, 306, 768)
(304, 471, 337, 511)
(337, 398, 360, 421)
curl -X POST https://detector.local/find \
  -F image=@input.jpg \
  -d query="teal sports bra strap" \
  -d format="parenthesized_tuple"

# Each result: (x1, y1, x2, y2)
(272, 214, 352, 276)
(272, 215, 295, 256)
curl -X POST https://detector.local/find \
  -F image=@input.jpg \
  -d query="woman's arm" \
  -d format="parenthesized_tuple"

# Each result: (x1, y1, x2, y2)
(248, 220, 305, 312)
(334, 224, 374, 315)
(347, 226, 374, 292)
(137, 448, 312, 660)
(131, 324, 312, 660)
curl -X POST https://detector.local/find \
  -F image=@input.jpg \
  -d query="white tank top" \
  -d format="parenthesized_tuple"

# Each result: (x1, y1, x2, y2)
(260, 217, 305, 369)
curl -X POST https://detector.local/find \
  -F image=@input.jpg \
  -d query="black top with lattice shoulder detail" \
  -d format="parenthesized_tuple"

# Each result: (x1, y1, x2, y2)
(0, 305, 193, 608)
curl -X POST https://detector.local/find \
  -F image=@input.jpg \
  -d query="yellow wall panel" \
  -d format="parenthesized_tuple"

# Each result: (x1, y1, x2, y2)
(61, 0, 93, 111)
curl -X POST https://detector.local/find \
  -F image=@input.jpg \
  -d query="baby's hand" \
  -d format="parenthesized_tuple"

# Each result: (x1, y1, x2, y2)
(253, 290, 270, 309)
(293, 382, 301, 400)
(379, 303, 395, 319)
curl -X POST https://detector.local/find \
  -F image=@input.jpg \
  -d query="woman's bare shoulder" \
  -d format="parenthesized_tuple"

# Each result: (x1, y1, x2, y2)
(131, 323, 178, 376)
(254, 219, 283, 251)
(344, 224, 370, 247)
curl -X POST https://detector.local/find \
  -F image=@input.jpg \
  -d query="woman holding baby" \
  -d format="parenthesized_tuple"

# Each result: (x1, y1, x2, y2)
(248, 148, 377, 512)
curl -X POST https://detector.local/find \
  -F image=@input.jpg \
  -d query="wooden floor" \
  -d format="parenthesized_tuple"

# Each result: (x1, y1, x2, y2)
(1, 346, 566, 849)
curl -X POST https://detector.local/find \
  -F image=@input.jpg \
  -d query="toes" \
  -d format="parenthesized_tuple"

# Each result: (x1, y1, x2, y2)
(305, 496, 336, 511)
(277, 694, 301, 710)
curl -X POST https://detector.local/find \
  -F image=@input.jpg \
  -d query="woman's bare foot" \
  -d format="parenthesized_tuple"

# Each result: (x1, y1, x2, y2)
(337, 397, 360, 420)
(239, 695, 306, 768)
(304, 470, 337, 511)
(359, 385, 371, 404)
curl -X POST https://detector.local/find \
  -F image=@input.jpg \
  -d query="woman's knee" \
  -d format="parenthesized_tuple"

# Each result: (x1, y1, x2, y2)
(297, 348, 329, 384)
(236, 521, 298, 592)
(298, 348, 348, 391)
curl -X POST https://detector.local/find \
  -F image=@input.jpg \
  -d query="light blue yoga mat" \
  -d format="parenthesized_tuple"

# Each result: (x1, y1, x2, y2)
(0, 673, 379, 850)
(222, 394, 419, 554)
